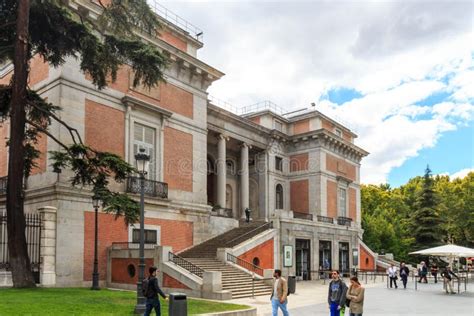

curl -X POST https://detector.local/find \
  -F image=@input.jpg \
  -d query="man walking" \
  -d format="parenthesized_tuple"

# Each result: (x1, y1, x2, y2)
(144, 266, 168, 316)
(270, 269, 289, 316)
(441, 266, 458, 294)
(328, 270, 347, 316)
(399, 262, 410, 289)
(387, 264, 398, 289)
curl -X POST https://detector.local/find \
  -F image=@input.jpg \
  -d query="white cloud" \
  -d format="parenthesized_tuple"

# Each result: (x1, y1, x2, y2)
(449, 168, 473, 179)
(159, 0, 473, 184)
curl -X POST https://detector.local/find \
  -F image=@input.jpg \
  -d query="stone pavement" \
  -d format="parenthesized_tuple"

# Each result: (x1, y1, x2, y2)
(226, 278, 474, 316)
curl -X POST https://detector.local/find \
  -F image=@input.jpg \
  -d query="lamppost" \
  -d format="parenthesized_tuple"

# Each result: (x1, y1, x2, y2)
(134, 148, 150, 314)
(91, 194, 101, 290)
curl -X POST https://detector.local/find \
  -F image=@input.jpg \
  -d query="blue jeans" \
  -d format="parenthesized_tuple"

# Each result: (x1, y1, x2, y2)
(330, 302, 340, 316)
(144, 297, 161, 316)
(272, 298, 289, 316)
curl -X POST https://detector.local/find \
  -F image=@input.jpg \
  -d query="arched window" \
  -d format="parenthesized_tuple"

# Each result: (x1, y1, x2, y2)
(276, 184, 284, 209)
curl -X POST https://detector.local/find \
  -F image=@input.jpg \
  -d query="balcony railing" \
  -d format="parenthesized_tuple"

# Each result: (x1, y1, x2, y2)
(317, 215, 334, 224)
(110, 242, 156, 250)
(337, 216, 353, 226)
(293, 212, 313, 221)
(126, 177, 168, 199)
(0, 176, 6, 195)
(168, 252, 204, 278)
(227, 253, 263, 276)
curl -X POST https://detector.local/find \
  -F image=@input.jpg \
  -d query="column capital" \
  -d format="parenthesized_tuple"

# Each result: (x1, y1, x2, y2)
(218, 134, 229, 141)
(240, 142, 252, 149)
(38, 206, 57, 214)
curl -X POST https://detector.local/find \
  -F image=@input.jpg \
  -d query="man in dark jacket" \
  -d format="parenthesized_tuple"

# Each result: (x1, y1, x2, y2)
(144, 266, 168, 316)
(399, 262, 410, 289)
(328, 270, 347, 316)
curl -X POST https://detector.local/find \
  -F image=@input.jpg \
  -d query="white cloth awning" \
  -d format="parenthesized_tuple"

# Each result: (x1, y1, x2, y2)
(409, 244, 474, 257)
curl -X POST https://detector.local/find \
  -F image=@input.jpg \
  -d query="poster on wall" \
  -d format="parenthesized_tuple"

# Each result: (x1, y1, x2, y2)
(283, 245, 293, 267)
(352, 249, 359, 267)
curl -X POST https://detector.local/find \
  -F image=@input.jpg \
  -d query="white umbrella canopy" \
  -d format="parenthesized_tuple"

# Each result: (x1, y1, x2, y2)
(409, 244, 474, 257)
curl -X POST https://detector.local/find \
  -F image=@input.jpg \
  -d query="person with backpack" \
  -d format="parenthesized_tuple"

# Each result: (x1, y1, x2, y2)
(270, 269, 289, 316)
(346, 276, 365, 316)
(328, 270, 348, 316)
(143, 266, 167, 316)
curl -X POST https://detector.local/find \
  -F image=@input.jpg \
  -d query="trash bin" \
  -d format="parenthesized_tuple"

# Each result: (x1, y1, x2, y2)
(288, 276, 296, 294)
(168, 293, 187, 316)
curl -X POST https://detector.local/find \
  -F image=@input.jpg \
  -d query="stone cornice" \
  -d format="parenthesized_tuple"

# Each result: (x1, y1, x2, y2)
(122, 95, 173, 119)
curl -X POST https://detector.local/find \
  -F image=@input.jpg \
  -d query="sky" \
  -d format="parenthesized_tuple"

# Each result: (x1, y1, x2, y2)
(158, 0, 474, 186)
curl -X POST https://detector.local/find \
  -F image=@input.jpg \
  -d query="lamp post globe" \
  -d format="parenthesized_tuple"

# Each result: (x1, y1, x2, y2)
(91, 194, 102, 290)
(134, 148, 150, 314)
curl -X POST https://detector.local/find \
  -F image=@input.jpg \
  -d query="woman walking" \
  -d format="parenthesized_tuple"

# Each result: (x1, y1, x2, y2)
(346, 276, 365, 316)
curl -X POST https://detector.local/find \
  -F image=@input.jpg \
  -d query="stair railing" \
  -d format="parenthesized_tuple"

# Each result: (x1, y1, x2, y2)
(226, 253, 263, 276)
(168, 252, 204, 278)
(225, 222, 273, 247)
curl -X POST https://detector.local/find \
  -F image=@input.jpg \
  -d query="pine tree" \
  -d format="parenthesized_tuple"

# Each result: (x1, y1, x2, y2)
(0, 0, 167, 287)
(411, 166, 443, 248)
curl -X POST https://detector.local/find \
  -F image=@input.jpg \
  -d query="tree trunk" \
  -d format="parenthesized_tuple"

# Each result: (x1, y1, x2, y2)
(7, 0, 36, 288)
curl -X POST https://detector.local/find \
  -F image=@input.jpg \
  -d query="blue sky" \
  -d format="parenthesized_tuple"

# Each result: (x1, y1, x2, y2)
(161, 0, 474, 184)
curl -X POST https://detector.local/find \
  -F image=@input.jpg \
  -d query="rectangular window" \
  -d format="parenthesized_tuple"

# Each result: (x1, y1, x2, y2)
(335, 128, 342, 138)
(338, 188, 347, 216)
(132, 229, 157, 244)
(133, 123, 156, 179)
(275, 156, 283, 171)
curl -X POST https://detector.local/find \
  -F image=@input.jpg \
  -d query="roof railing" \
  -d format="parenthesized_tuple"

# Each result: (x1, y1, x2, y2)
(147, 0, 203, 42)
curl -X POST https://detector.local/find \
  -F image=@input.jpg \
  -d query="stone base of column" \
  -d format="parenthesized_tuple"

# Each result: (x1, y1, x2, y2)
(40, 271, 56, 286)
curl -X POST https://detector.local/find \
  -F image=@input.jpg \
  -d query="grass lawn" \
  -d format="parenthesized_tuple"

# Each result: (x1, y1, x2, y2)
(0, 288, 250, 315)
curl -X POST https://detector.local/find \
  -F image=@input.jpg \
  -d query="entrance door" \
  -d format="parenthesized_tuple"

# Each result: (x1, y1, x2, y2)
(319, 240, 332, 271)
(295, 239, 311, 280)
(339, 242, 350, 275)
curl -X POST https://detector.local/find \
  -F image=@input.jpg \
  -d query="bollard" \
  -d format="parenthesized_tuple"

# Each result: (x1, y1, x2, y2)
(169, 293, 187, 316)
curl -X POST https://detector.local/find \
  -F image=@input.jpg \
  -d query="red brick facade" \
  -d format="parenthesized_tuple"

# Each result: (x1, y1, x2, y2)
(359, 243, 376, 270)
(290, 179, 309, 213)
(111, 258, 154, 284)
(238, 238, 274, 276)
(162, 273, 191, 289)
(85, 99, 125, 157)
(289, 153, 309, 172)
(164, 126, 193, 192)
(349, 188, 357, 221)
(325, 153, 356, 181)
(293, 119, 310, 135)
(327, 180, 337, 218)
(160, 83, 194, 119)
(83, 212, 193, 281)
(159, 31, 188, 52)
(30, 132, 47, 175)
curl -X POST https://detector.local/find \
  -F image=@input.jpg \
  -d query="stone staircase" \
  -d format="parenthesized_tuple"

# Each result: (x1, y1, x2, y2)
(186, 257, 273, 299)
(178, 221, 273, 298)
(179, 220, 271, 258)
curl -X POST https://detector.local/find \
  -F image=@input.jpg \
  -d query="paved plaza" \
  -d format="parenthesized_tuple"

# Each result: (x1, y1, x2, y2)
(228, 278, 474, 316)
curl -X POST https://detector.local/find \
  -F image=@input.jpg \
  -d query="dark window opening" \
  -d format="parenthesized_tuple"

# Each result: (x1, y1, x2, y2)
(252, 257, 260, 266)
(276, 184, 284, 209)
(127, 264, 136, 278)
(275, 156, 283, 171)
(132, 229, 157, 244)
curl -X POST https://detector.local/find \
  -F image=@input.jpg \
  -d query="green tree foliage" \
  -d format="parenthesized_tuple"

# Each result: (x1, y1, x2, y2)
(361, 169, 473, 263)
(0, 0, 167, 287)
(410, 166, 443, 248)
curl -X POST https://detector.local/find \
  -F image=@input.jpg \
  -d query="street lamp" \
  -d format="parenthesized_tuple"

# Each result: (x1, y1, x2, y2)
(134, 148, 150, 314)
(91, 194, 102, 290)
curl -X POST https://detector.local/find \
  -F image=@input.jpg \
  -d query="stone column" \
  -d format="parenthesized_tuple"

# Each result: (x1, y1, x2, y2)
(38, 206, 57, 286)
(216, 134, 227, 208)
(240, 143, 249, 219)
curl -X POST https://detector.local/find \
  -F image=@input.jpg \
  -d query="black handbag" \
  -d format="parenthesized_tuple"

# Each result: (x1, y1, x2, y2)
(345, 298, 351, 307)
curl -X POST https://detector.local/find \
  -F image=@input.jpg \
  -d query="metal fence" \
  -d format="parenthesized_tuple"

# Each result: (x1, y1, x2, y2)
(0, 212, 42, 283)
(168, 252, 204, 278)
(126, 177, 168, 199)
(227, 253, 263, 276)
